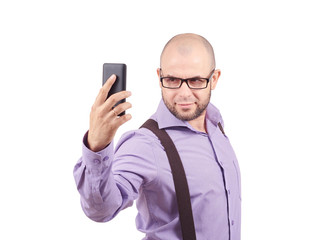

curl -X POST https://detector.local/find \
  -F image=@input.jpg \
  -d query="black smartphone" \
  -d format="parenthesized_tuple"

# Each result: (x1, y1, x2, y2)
(102, 63, 127, 116)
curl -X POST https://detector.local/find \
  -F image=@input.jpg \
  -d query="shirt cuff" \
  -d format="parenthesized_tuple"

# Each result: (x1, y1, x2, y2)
(82, 131, 114, 169)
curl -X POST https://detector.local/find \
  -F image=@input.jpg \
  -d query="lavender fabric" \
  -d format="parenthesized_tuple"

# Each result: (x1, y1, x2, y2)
(74, 100, 241, 240)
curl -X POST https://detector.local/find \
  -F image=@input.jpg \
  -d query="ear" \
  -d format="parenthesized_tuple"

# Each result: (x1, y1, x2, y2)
(210, 69, 221, 90)
(157, 68, 162, 88)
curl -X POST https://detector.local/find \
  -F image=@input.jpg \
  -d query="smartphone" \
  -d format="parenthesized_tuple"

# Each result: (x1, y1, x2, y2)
(102, 63, 127, 116)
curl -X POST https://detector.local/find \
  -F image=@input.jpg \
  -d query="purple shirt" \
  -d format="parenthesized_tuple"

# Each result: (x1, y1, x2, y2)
(74, 100, 241, 240)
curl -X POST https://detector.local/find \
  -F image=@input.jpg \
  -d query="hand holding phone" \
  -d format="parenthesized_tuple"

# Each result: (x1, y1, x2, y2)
(87, 63, 132, 152)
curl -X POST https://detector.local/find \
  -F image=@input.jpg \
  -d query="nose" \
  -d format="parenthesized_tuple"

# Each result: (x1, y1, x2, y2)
(178, 81, 192, 97)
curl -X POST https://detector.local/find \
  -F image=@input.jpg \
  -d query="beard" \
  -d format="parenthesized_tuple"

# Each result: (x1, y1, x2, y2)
(162, 91, 211, 121)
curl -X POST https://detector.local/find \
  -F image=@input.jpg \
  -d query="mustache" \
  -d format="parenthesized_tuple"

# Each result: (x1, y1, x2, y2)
(174, 99, 196, 104)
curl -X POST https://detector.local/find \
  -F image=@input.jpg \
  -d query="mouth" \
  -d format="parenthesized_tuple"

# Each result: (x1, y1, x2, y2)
(176, 102, 195, 108)
(178, 103, 192, 106)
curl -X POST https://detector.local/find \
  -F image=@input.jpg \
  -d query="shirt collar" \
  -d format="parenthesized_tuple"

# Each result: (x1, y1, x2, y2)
(205, 102, 224, 128)
(153, 99, 187, 129)
(152, 99, 224, 131)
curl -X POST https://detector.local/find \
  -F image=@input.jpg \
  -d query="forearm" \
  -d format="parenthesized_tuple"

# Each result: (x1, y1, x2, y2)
(74, 130, 158, 222)
(73, 135, 124, 222)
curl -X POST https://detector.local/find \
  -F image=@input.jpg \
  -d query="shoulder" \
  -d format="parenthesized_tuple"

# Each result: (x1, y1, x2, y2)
(114, 127, 162, 154)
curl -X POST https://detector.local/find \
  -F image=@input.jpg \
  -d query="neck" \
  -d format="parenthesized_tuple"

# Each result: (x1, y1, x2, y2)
(188, 111, 207, 133)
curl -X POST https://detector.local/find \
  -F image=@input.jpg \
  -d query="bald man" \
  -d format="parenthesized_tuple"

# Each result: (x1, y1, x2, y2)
(74, 33, 241, 240)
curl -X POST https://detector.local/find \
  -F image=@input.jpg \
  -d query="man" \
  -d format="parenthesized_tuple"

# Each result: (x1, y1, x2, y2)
(74, 33, 241, 240)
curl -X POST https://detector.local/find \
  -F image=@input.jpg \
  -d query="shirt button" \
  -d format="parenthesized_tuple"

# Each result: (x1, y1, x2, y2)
(228, 189, 231, 195)
(103, 156, 109, 161)
(231, 220, 235, 226)
(220, 161, 224, 166)
(93, 159, 101, 165)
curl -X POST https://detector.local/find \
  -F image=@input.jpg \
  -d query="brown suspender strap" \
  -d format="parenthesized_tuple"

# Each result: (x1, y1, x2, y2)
(218, 122, 225, 135)
(140, 119, 197, 240)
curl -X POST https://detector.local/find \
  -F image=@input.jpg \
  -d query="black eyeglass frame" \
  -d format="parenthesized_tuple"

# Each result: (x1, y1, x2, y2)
(159, 68, 216, 89)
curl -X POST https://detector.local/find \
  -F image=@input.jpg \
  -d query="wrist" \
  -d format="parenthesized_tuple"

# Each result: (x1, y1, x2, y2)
(86, 131, 110, 152)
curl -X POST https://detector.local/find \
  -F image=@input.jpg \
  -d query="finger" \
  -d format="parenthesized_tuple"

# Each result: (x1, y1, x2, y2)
(110, 102, 132, 117)
(113, 113, 132, 128)
(95, 74, 117, 106)
(103, 90, 132, 110)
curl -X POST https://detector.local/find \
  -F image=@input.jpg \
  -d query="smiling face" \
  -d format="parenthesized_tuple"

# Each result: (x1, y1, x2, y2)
(158, 34, 219, 123)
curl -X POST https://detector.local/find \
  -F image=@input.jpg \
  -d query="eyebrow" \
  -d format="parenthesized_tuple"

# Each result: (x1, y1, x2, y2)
(165, 74, 202, 79)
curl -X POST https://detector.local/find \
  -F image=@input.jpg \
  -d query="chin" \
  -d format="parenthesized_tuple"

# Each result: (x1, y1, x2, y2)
(162, 91, 211, 122)
(172, 107, 205, 121)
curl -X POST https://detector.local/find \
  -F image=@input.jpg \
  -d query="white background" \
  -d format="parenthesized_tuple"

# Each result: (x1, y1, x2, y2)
(1, 0, 319, 239)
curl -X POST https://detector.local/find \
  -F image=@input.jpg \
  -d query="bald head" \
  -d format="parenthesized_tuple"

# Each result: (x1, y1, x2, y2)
(160, 33, 216, 69)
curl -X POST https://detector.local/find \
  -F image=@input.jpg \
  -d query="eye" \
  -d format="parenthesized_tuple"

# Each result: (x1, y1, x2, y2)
(189, 78, 205, 83)
(163, 77, 181, 84)
(166, 77, 179, 82)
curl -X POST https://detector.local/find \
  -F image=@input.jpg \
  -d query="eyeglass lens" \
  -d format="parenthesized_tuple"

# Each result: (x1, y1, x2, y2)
(162, 77, 207, 89)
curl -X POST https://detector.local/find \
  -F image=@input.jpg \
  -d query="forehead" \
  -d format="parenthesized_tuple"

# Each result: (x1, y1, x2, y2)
(161, 39, 211, 77)
(162, 50, 211, 77)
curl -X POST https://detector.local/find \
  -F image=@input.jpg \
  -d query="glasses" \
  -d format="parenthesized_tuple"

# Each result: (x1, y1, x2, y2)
(160, 68, 215, 89)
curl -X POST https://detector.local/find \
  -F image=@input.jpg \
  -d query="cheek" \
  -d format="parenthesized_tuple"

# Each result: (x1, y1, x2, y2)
(195, 89, 211, 101)
(162, 89, 175, 101)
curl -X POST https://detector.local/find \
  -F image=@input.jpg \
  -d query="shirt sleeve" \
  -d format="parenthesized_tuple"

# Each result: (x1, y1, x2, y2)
(73, 129, 158, 222)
